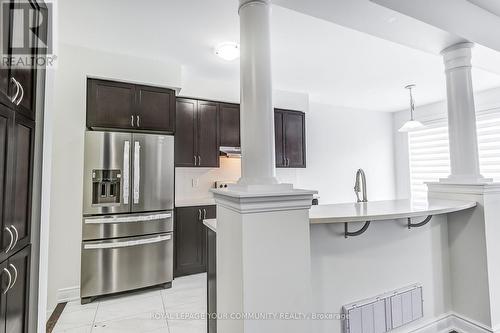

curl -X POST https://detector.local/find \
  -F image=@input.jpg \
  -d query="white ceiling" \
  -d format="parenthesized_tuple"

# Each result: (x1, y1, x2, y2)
(468, 0, 500, 17)
(58, 0, 500, 112)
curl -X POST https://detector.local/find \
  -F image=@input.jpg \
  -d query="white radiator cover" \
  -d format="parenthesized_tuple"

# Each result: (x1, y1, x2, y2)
(343, 285, 423, 333)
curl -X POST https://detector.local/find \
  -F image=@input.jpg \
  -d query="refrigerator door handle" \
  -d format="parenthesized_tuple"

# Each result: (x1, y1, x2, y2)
(84, 212, 172, 224)
(123, 141, 130, 204)
(83, 234, 172, 250)
(133, 141, 141, 204)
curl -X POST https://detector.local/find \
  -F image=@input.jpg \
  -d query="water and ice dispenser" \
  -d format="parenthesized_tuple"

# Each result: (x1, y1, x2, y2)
(91, 169, 121, 205)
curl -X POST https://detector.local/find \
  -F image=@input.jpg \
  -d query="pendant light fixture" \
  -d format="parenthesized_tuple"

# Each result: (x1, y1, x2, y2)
(398, 84, 424, 132)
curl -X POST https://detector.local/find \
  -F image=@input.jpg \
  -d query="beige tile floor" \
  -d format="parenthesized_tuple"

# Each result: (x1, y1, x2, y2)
(52, 273, 207, 333)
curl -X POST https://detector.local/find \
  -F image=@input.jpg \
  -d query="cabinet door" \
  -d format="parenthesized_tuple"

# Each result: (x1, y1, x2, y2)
(274, 110, 285, 167)
(5, 245, 30, 333)
(87, 79, 135, 130)
(135, 85, 175, 133)
(197, 101, 219, 167)
(8, 0, 42, 119)
(0, 260, 8, 333)
(219, 103, 240, 147)
(8, 115, 34, 254)
(175, 99, 197, 167)
(0, 106, 13, 262)
(283, 111, 306, 168)
(174, 207, 207, 277)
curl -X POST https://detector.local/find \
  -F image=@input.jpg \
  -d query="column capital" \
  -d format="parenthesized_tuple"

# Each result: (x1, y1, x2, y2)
(238, 0, 270, 13)
(441, 42, 474, 71)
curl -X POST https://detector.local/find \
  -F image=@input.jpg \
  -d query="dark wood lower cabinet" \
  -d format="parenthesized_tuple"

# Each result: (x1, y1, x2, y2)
(0, 245, 31, 333)
(174, 205, 215, 277)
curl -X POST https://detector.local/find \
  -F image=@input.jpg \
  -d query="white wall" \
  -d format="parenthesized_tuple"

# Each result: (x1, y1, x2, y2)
(298, 103, 396, 204)
(310, 215, 451, 333)
(393, 86, 500, 200)
(45, 42, 182, 312)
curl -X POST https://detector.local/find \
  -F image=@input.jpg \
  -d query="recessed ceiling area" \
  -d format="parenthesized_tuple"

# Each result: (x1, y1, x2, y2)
(468, 0, 500, 17)
(57, 0, 500, 112)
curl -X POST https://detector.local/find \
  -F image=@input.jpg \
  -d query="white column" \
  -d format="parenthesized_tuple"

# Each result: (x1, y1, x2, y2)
(440, 42, 491, 184)
(238, 0, 278, 186)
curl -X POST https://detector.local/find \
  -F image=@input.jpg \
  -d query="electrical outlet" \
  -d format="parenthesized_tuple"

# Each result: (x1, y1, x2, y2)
(192, 178, 199, 188)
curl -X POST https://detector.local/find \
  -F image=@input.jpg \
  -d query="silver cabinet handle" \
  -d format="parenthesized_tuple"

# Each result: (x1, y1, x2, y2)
(137, 115, 140, 127)
(198, 155, 201, 166)
(10, 226, 18, 249)
(193, 155, 196, 166)
(123, 141, 130, 204)
(9, 77, 19, 103)
(2, 268, 11, 294)
(131, 115, 134, 127)
(287, 158, 290, 167)
(133, 141, 140, 204)
(15, 81, 24, 106)
(84, 234, 172, 250)
(8, 264, 17, 289)
(203, 209, 207, 220)
(4, 227, 13, 254)
(198, 209, 202, 220)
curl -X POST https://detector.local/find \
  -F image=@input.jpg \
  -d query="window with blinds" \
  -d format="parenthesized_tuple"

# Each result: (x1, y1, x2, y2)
(408, 120, 450, 203)
(407, 108, 500, 202)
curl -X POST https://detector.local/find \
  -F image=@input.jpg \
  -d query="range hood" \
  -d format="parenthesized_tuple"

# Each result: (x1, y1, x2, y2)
(219, 146, 241, 158)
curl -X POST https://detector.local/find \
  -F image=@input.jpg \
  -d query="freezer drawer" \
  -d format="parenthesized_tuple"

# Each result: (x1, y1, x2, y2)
(81, 232, 173, 299)
(82, 211, 173, 240)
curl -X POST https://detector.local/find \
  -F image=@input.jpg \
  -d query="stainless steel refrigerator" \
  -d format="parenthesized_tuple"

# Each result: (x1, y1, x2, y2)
(81, 131, 174, 303)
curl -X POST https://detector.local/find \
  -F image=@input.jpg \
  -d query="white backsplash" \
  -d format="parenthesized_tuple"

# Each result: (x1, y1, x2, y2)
(175, 157, 242, 201)
(175, 157, 301, 201)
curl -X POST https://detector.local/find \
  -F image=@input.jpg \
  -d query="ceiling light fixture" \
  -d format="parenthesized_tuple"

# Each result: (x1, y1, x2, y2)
(214, 42, 240, 61)
(398, 84, 424, 132)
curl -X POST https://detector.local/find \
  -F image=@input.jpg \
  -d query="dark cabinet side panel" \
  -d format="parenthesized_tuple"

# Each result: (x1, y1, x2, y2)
(9, 116, 34, 254)
(174, 207, 206, 277)
(5, 245, 30, 333)
(175, 99, 197, 167)
(197, 101, 219, 168)
(219, 103, 240, 147)
(136, 85, 175, 133)
(274, 110, 284, 167)
(283, 111, 306, 168)
(87, 79, 135, 130)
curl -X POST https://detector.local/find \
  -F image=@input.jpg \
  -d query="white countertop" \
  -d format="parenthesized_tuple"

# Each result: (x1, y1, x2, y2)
(203, 218, 217, 232)
(175, 197, 216, 207)
(309, 199, 477, 224)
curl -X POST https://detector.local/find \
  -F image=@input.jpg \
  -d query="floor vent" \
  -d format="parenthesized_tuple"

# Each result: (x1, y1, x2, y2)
(342, 284, 423, 333)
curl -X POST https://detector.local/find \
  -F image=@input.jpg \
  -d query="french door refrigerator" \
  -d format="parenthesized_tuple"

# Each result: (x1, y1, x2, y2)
(81, 131, 174, 303)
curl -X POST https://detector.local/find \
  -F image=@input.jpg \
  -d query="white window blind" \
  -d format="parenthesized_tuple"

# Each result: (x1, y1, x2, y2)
(408, 108, 500, 202)
(408, 119, 450, 203)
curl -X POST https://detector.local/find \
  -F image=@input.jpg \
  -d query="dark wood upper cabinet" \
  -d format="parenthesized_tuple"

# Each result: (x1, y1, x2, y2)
(0, 106, 13, 263)
(197, 101, 219, 167)
(87, 78, 176, 133)
(87, 79, 136, 130)
(135, 85, 175, 132)
(0, 0, 44, 120)
(175, 98, 219, 168)
(275, 109, 306, 168)
(5, 245, 30, 333)
(175, 99, 197, 167)
(219, 103, 240, 148)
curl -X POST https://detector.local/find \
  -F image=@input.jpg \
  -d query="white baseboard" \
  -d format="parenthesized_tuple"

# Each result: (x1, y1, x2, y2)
(56, 285, 80, 303)
(409, 313, 497, 333)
